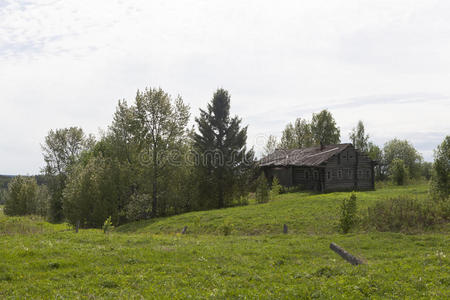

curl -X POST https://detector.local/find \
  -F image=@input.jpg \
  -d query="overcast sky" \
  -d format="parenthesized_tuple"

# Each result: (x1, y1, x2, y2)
(1, 0, 449, 175)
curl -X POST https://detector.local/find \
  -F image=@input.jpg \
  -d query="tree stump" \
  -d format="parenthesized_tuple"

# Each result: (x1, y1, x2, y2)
(181, 226, 188, 234)
(330, 242, 365, 265)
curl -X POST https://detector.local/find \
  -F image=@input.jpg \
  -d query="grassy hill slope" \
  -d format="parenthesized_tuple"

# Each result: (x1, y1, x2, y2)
(118, 183, 433, 235)
(1, 183, 449, 299)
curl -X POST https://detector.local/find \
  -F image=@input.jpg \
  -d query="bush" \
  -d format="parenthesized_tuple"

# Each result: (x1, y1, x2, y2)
(365, 196, 447, 232)
(339, 192, 358, 233)
(390, 159, 409, 185)
(103, 216, 114, 234)
(4, 176, 38, 216)
(255, 174, 270, 204)
(270, 177, 282, 199)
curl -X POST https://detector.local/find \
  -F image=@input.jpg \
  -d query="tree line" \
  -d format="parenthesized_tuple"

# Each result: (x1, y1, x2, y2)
(2, 87, 449, 227)
(3, 88, 256, 227)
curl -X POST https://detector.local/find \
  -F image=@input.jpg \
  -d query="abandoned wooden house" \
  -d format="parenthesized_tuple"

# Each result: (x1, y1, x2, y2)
(259, 143, 376, 192)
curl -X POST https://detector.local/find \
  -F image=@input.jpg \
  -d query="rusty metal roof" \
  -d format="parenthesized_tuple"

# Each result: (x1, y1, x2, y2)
(259, 143, 352, 167)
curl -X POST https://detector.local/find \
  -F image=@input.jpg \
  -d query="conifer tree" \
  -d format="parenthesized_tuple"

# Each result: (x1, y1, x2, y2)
(194, 89, 255, 208)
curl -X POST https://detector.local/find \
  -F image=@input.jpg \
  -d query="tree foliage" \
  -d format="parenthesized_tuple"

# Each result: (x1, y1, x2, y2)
(349, 120, 370, 152)
(430, 136, 450, 200)
(134, 87, 190, 216)
(42, 127, 92, 222)
(194, 88, 255, 209)
(279, 110, 340, 150)
(280, 118, 313, 149)
(62, 87, 194, 227)
(263, 135, 278, 156)
(390, 159, 409, 186)
(4, 176, 38, 216)
(383, 139, 422, 180)
(311, 109, 340, 146)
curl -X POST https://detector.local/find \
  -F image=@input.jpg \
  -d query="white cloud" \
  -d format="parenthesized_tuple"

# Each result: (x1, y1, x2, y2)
(0, 0, 449, 174)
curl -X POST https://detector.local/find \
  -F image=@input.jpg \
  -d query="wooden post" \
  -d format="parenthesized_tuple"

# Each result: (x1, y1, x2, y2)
(75, 220, 80, 233)
(283, 224, 288, 234)
(181, 226, 188, 234)
(330, 242, 365, 265)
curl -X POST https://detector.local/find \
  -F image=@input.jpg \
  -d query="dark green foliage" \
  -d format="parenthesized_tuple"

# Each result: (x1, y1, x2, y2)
(390, 159, 409, 186)
(366, 196, 448, 232)
(339, 192, 357, 233)
(0, 175, 13, 189)
(63, 156, 122, 228)
(194, 88, 255, 209)
(4, 176, 38, 216)
(255, 174, 270, 204)
(421, 161, 433, 180)
(0, 189, 7, 205)
(430, 136, 450, 200)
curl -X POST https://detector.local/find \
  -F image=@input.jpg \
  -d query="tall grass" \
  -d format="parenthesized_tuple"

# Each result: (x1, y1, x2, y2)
(364, 196, 450, 232)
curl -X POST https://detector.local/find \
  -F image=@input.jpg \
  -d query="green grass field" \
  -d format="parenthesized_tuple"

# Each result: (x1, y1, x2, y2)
(1, 184, 449, 299)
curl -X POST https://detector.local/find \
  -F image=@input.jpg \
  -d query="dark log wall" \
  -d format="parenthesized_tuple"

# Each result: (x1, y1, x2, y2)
(264, 167, 292, 187)
(323, 147, 374, 191)
(292, 166, 321, 190)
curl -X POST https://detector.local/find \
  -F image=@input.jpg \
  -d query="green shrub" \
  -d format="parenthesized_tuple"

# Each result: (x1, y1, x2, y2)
(365, 196, 446, 232)
(255, 174, 270, 204)
(270, 176, 282, 199)
(339, 192, 358, 233)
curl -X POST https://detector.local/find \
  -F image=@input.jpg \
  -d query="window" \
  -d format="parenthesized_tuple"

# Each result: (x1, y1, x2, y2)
(313, 170, 319, 180)
(327, 171, 331, 180)
(338, 169, 342, 179)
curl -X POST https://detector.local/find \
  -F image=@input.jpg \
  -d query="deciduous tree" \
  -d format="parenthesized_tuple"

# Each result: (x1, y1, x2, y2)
(41, 127, 92, 222)
(311, 110, 340, 146)
(349, 120, 370, 152)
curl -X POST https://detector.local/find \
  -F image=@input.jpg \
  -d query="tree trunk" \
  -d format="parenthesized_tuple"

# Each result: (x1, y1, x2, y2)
(218, 169, 224, 208)
(152, 149, 158, 217)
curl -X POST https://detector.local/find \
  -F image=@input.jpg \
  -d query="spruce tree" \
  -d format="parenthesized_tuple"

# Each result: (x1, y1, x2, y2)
(194, 89, 255, 208)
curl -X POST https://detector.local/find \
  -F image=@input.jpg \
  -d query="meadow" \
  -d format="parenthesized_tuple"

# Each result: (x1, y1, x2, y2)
(1, 183, 449, 299)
